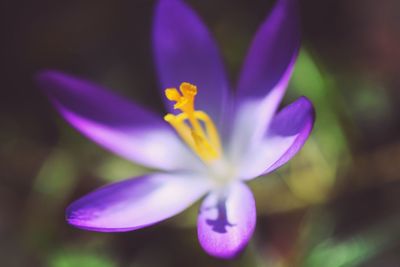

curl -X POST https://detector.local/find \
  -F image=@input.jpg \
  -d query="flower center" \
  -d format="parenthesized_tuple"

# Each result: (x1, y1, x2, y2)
(164, 82, 222, 163)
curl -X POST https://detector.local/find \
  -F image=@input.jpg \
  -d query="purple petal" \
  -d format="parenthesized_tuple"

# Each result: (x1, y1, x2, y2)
(153, 0, 229, 126)
(228, 67, 295, 163)
(36, 70, 200, 171)
(239, 97, 315, 180)
(229, 0, 300, 160)
(197, 182, 256, 259)
(67, 173, 210, 232)
(236, 0, 300, 100)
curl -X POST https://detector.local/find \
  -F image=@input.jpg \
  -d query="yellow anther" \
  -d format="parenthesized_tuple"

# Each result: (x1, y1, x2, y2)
(163, 82, 222, 163)
(165, 83, 197, 112)
(165, 88, 181, 102)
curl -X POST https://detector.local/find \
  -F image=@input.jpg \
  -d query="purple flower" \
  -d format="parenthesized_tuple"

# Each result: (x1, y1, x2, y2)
(36, 0, 314, 259)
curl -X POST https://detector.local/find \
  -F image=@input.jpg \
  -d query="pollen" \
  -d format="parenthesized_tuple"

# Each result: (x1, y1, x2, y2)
(164, 82, 222, 163)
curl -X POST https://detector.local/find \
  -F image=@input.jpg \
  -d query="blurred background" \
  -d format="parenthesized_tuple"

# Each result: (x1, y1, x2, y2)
(1, 0, 400, 266)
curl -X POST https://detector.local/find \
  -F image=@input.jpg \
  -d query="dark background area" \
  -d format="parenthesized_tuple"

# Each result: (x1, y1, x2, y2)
(1, 0, 400, 266)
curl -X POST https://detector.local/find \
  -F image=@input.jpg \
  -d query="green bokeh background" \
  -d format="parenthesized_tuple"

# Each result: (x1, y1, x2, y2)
(2, 0, 400, 266)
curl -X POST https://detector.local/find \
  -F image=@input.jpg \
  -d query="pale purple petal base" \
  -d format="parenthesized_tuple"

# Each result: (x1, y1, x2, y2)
(197, 182, 256, 259)
(264, 96, 315, 173)
(228, 58, 296, 163)
(240, 96, 315, 180)
(67, 173, 210, 232)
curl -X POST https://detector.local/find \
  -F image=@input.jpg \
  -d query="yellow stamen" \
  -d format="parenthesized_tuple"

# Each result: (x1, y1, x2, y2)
(164, 82, 222, 163)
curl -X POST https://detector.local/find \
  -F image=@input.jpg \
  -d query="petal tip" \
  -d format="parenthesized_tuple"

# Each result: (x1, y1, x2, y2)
(65, 198, 142, 233)
(34, 69, 65, 84)
(199, 232, 254, 260)
(198, 221, 255, 260)
(297, 96, 316, 124)
(34, 69, 76, 96)
(197, 183, 256, 260)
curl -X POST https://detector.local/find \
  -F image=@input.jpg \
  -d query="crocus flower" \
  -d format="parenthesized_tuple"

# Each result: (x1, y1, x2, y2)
(36, 0, 314, 259)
